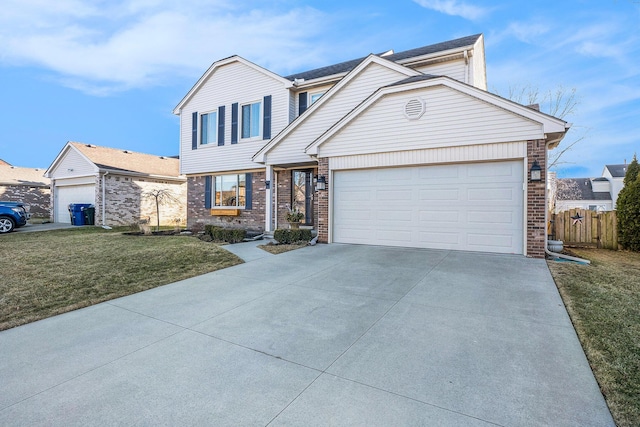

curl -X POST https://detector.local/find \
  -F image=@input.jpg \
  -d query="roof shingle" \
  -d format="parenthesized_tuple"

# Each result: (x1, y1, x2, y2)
(70, 142, 181, 178)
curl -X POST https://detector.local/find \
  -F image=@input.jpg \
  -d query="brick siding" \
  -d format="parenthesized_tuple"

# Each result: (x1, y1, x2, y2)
(527, 140, 547, 258)
(0, 184, 50, 218)
(96, 174, 187, 226)
(187, 171, 266, 233)
(317, 158, 329, 243)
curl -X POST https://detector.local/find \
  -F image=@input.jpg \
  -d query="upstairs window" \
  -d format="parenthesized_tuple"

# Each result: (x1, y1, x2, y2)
(310, 91, 325, 105)
(241, 101, 261, 139)
(200, 111, 217, 145)
(214, 174, 246, 207)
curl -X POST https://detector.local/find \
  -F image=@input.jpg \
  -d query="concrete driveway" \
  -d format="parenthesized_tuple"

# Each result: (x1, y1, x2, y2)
(0, 244, 613, 426)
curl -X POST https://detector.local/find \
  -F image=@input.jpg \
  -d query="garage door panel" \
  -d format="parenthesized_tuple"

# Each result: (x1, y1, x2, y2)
(333, 161, 523, 254)
(468, 187, 516, 201)
(468, 211, 514, 225)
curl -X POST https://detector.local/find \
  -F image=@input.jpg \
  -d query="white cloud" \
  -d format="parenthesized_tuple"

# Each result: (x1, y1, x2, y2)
(412, 0, 488, 21)
(0, 0, 328, 95)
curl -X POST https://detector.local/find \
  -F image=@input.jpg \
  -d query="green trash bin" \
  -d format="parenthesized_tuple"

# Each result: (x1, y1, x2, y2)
(82, 205, 95, 225)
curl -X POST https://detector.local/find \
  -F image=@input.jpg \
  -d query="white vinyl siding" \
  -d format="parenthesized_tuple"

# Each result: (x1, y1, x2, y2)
(332, 161, 524, 254)
(329, 141, 527, 170)
(267, 63, 412, 166)
(413, 58, 466, 83)
(318, 86, 544, 158)
(49, 148, 96, 178)
(179, 61, 288, 174)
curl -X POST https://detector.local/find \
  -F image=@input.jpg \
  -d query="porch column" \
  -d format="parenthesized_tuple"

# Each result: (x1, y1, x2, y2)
(265, 165, 273, 232)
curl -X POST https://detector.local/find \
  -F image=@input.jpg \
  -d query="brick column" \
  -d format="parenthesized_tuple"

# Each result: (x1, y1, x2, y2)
(317, 158, 329, 243)
(527, 140, 547, 258)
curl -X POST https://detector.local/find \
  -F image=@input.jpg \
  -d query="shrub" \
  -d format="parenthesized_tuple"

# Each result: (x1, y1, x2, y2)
(618, 155, 640, 251)
(273, 228, 313, 244)
(204, 225, 246, 244)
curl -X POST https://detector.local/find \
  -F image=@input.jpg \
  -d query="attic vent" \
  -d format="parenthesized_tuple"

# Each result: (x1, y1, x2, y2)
(404, 99, 425, 120)
(123, 150, 129, 153)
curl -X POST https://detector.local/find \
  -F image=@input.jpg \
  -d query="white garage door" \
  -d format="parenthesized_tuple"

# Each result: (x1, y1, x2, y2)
(333, 161, 524, 254)
(55, 185, 96, 223)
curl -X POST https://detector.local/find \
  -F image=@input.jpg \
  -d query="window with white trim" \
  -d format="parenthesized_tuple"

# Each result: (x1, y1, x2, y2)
(241, 101, 261, 139)
(214, 174, 246, 207)
(310, 91, 325, 105)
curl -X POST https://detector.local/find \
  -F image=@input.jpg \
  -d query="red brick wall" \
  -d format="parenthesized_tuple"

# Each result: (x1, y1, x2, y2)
(187, 171, 266, 233)
(317, 158, 329, 243)
(527, 140, 547, 258)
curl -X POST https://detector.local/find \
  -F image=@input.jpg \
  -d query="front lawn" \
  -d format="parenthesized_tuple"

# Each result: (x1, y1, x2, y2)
(548, 249, 640, 427)
(0, 227, 242, 331)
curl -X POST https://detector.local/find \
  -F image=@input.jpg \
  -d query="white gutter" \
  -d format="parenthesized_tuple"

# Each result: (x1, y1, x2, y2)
(543, 142, 590, 264)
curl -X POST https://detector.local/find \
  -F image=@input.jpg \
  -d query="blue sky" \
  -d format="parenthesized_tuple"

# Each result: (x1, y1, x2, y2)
(0, 0, 638, 178)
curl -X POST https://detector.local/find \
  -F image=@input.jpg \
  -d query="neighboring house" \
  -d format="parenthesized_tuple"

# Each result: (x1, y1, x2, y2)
(554, 163, 628, 213)
(602, 164, 627, 208)
(0, 163, 51, 218)
(554, 177, 613, 213)
(45, 142, 186, 226)
(173, 34, 570, 257)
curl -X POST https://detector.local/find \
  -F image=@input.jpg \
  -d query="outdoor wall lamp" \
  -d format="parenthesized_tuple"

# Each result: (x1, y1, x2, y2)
(316, 175, 327, 191)
(530, 160, 542, 182)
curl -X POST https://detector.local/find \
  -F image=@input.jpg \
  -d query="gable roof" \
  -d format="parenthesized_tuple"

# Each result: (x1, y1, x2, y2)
(46, 142, 182, 179)
(173, 56, 291, 114)
(0, 165, 49, 187)
(604, 164, 627, 178)
(285, 34, 481, 82)
(305, 75, 570, 155)
(253, 55, 421, 163)
(557, 178, 612, 201)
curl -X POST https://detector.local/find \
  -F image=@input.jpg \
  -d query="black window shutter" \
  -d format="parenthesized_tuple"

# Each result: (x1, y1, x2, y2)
(263, 95, 272, 140)
(231, 103, 238, 144)
(298, 92, 308, 115)
(191, 112, 198, 150)
(204, 176, 212, 209)
(245, 173, 252, 210)
(218, 106, 225, 146)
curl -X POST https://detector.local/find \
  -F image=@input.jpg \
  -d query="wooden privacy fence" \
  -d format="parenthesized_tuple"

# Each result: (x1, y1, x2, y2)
(552, 209, 618, 250)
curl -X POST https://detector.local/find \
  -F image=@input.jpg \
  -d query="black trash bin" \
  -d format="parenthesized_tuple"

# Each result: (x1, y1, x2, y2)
(83, 205, 95, 225)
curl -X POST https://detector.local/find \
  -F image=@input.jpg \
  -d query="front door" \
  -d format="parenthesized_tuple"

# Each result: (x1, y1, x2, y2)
(292, 170, 314, 225)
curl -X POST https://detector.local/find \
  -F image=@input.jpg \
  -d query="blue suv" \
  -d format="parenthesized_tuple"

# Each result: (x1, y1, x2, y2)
(0, 201, 29, 233)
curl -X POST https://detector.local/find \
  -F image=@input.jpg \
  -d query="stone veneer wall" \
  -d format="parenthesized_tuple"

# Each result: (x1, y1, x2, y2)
(186, 171, 266, 232)
(0, 185, 51, 218)
(96, 174, 187, 226)
(527, 139, 547, 258)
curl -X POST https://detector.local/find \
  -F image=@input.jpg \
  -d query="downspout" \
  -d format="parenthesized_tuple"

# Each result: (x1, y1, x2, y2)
(101, 171, 109, 227)
(274, 170, 278, 230)
(542, 141, 590, 264)
(464, 50, 469, 84)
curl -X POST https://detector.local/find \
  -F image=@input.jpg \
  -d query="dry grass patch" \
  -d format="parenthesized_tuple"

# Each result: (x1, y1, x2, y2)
(258, 242, 308, 254)
(548, 249, 640, 427)
(0, 227, 242, 331)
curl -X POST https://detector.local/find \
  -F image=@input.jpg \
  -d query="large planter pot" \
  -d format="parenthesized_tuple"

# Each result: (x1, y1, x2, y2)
(289, 222, 300, 229)
(547, 240, 564, 253)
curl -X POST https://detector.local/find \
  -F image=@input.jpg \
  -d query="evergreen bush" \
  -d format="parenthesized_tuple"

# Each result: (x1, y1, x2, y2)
(273, 228, 313, 244)
(617, 155, 640, 251)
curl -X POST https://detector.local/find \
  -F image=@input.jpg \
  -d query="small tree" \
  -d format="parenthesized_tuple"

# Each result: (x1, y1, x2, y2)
(497, 84, 587, 170)
(617, 155, 640, 251)
(142, 188, 180, 231)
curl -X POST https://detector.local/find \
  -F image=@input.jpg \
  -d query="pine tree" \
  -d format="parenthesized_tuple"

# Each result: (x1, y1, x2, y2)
(617, 155, 640, 251)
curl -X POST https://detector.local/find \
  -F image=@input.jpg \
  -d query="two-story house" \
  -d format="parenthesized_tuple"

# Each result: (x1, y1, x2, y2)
(174, 34, 570, 257)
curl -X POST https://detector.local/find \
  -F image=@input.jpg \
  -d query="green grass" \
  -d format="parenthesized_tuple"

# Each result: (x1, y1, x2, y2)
(548, 249, 640, 427)
(0, 227, 242, 331)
